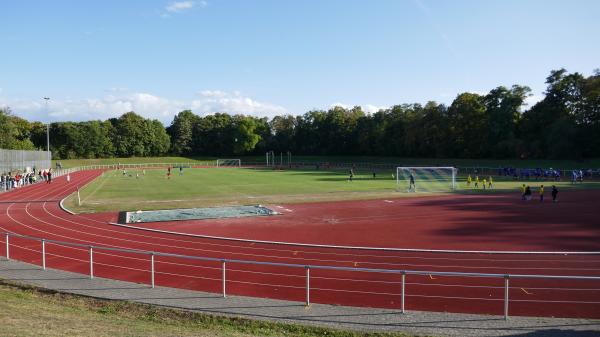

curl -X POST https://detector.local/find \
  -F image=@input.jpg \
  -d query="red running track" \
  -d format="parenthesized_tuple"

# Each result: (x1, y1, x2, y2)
(1, 170, 599, 318)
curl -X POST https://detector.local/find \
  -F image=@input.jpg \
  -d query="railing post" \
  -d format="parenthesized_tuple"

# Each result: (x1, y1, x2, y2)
(42, 239, 46, 270)
(5, 234, 9, 260)
(151, 253, 155, 288)
(222, 260, 227, 298)
(504, 275, 510, 320)
(401, 271, 406, 314)
(305, 266, 310, 306)
(89, 246, 94, 279)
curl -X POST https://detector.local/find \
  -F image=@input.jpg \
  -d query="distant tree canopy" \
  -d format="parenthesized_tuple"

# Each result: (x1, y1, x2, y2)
(1, 69, 599, 159)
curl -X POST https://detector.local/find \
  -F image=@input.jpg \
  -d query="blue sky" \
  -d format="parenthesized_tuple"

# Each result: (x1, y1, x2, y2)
(1, 0, 599, 124)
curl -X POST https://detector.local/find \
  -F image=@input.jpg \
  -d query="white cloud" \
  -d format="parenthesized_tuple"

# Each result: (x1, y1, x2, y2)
(0, 90, 288, 124)
(330, 102, 388, 114)
(105, 87, 129, 93)
(192, 91, 287, 117)
(165, 1, 203, 13)
(198, 90, 228, 98)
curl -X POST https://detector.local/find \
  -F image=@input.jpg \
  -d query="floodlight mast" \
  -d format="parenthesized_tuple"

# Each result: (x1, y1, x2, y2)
(43, 97, 51, 162)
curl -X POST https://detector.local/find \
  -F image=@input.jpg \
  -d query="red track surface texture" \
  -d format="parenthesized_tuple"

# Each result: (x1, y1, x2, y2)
(1, 170, 599, 318)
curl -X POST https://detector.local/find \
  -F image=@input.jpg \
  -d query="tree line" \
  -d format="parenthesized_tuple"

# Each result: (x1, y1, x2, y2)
(1, 68, 598, 159)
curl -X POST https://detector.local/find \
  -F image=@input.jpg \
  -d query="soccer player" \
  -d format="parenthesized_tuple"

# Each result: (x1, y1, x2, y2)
(348, 168, 354, 182)
(167, 166, 171, 179)
(539, 185, 544, 202)
(409, 173, 416, 192)
(467, 175, 472, 187)
(482, 178, 487, 190)
(488, 176, 493, 189)
(552, 185, 558, 202)
(474, 176, 479, 188)
(524, 185, 532, 201)
(179, 166, 183, 176)
(521, 184, 526, 200)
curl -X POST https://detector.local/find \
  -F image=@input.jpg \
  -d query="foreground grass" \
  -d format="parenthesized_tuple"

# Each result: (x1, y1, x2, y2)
(0, 281, 418, 337)
(64, 167, 600, 213)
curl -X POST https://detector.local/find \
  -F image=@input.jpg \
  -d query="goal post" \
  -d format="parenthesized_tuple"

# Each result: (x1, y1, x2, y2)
(265, 151, 275, 167)
(396, 167, 457, 192)
(216, 159, 241, 167)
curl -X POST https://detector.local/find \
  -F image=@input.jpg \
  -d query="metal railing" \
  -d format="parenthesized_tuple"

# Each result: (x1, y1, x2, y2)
(2, 231, 600, 320)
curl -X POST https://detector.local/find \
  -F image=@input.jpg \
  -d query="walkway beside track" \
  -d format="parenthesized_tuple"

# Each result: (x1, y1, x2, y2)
(2, 259, 598, 337)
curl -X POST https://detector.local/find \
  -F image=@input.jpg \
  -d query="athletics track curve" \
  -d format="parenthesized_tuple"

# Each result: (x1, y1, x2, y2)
(1, 170, 599, 319)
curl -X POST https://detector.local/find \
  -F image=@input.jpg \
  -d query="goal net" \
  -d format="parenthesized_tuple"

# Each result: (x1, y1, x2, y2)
(217, 159, 241, 167)
(396, 167, 457, 192)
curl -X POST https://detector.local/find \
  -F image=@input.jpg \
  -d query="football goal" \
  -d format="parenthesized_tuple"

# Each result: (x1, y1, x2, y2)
(216, 159, 241, 167)
(396, 167, 457, 192)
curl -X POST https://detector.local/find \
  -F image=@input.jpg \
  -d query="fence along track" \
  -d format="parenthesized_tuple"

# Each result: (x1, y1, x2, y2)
(2, 231, 600, 320)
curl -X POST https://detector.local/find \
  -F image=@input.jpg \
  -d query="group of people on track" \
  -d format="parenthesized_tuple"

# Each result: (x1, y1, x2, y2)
(521, 184, 559, 203)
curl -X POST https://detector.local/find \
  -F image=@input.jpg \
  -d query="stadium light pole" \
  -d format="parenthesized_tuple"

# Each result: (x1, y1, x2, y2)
(43, 97, 50, 162)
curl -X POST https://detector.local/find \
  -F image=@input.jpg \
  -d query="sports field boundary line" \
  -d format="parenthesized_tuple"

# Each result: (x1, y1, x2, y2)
(58, 167, 102, 216)
(59, 197, 76, 215)
(105, 221, 600, 255)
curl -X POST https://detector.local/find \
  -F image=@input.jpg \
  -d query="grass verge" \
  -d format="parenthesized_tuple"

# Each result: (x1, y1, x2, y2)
(0, 279, 421, 337)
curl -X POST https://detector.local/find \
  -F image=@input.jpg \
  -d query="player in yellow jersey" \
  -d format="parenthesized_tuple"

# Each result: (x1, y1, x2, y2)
(488, 176, 493, 189)
(521, 184, 526, 200)
(539, 184, 544, 202)
(482, 178, 487, 190)
(467, 175, 472, 187)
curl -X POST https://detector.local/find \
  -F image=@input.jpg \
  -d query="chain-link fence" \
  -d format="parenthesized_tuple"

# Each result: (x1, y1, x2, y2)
(0, 149, 51, 174)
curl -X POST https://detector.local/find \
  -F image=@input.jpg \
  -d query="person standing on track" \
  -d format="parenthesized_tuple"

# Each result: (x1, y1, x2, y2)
(539, 184, 544, 202)
(524, 185, 532, 201)
(409, 173, 416, 192)
(47, 168, 52, 184)
(552, 185, 559, 202)
(521, 183, 526, 200)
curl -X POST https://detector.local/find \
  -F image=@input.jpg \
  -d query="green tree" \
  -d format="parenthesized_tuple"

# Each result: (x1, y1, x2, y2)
(448, 93, 486, 157)
(0, 107, 35, 150)
(269, 115, 296, 152)
(483, 85, 531, 157)
(232, 115, 261, 155)
(168, 110, 199, 155)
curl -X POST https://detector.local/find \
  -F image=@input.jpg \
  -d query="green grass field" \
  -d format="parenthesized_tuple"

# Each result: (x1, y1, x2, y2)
(65, 166, 600, 213)
(53, 156, 600, 169)
(0, 281, 415, 337)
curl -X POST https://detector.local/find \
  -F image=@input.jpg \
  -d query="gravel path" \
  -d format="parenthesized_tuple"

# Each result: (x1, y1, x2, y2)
(1, 259, 598, 337)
